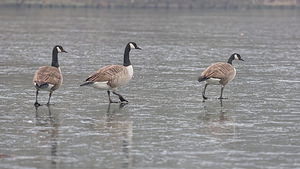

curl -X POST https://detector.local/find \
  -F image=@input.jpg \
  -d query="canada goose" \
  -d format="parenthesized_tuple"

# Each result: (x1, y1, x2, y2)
(198, 53, 244, 100)
(33, 45, 67, 107)
(80, 42, 141, 103)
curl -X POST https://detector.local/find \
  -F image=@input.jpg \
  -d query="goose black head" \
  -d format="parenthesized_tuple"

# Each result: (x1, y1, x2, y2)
(232, 53, 244, 61)
(128, 42, 141, 50)
(54, 45, 68, 53)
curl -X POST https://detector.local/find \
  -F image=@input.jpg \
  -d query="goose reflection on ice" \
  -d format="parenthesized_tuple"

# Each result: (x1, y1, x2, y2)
(199, 100, 236, 140)
(35, 106, 60, 168)
(89, 103, 133, 168)
(107, 103, 132, 169)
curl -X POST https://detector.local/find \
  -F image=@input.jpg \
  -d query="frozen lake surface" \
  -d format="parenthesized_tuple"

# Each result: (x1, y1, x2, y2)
(0, 8, 300, 169)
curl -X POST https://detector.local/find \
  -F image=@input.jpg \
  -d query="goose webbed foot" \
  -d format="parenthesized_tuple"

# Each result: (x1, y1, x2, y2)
(202, 96, 208, 102)
(119, 96, 128, 103)
(112, 91, 128, 103)
(109, 99, 128, 104)
(34, 102, 41, 107)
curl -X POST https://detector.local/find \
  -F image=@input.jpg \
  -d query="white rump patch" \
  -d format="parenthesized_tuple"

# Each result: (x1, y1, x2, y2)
(91, 81, 111, 90)
(129, 43, 135, 49)
(44, 84, 54, 91)
(206, 78, 221, 85)
(34, 83, 54, 91)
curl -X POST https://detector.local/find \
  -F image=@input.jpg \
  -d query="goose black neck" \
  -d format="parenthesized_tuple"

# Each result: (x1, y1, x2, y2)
(123, 44, 131, 66)
(51, 49, 59, 68)
(227, 55, 234, 65)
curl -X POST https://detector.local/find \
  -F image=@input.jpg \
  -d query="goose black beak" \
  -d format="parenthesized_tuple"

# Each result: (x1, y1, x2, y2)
(240, 58, 244, 61)
(63, 50, 68, 53)
(136, 47, 142, 50)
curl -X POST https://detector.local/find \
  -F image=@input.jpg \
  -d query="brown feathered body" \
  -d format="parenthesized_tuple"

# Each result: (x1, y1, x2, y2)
(199, 62, 236, 86)
(81, 64, 133, 91)
(33, 66, 63, 91)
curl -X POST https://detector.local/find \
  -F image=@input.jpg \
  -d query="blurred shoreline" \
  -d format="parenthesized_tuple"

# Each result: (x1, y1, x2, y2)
(0, 0, 299, 9)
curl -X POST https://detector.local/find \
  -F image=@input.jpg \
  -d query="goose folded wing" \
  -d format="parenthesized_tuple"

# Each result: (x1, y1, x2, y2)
(34, 66, 61, 85)
(202, 62, 234, 79)
(85, 65, 125, 82)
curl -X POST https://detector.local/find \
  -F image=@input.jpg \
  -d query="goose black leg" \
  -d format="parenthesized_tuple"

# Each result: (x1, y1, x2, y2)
(47, 91, 53, 106)
(107, 91, 118, 103)
(202, 84, 208, 100)
(218, 86, 227, 99)
(113, 91, 128, 103)
(34, 90, 41, 107)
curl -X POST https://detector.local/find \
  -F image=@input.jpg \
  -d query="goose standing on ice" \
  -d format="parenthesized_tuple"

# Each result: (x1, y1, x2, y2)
(80, 42, 141, 103)
(33, 45, 67, 107)
(198, 53, 244, 100)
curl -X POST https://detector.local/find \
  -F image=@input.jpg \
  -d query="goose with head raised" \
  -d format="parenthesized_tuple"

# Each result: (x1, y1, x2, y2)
(198, 53, 244, 100)
(80, 42, 141, 103)
(33, 45, 67, 107)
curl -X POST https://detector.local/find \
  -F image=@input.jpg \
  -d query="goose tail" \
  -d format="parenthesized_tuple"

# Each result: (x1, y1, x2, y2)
(198, 76, 209, 82)
(80, 81, 94, 86)
(34, 81, 49, 89)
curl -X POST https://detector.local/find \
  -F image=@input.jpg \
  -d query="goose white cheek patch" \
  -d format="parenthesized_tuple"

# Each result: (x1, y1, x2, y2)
(129, 43, 135, 49)
(57, 47, 62, 53)
(234, 54, 239, 60)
